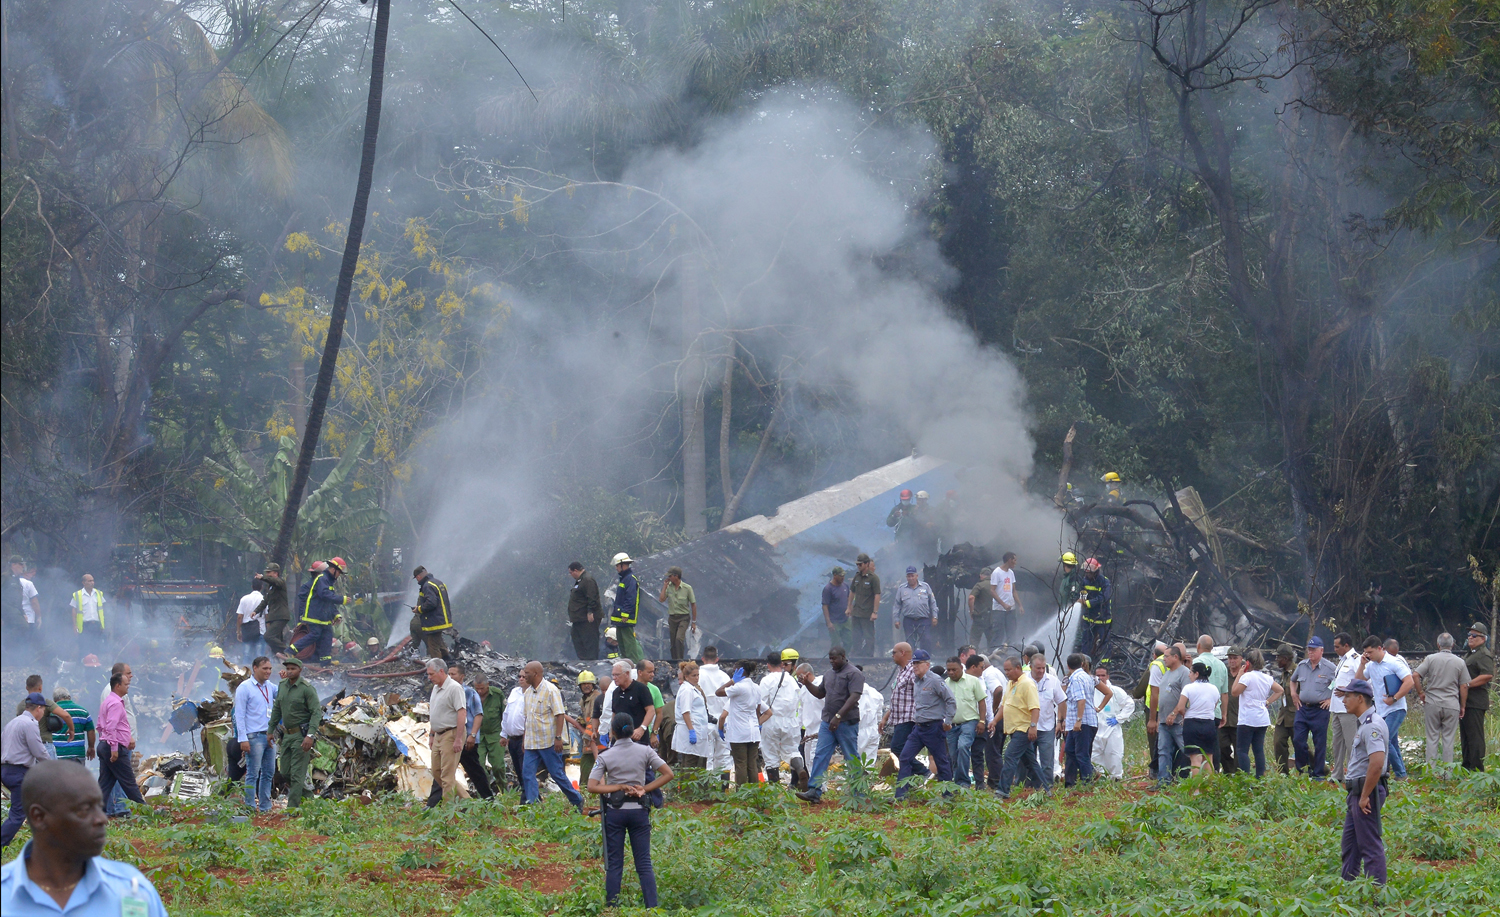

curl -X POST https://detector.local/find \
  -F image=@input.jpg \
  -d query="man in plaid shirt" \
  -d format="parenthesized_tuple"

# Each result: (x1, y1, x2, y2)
(879, 642, 929, 778)
(1063, 653, 1098, 787)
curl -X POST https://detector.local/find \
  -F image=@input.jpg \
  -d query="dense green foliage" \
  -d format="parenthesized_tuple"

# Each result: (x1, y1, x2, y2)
(2, 0, 1495, 644)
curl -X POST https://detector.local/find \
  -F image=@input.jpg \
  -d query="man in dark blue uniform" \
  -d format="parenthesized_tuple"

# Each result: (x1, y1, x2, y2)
(1077, 558, 1113, 664)
(610, 553, 643, 663)
(288, 557, 354, 666)
(1336, 677, 1388, 885)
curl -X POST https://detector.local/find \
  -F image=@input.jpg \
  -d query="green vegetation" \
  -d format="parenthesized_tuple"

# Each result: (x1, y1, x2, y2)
(5, 723, 1497, 915)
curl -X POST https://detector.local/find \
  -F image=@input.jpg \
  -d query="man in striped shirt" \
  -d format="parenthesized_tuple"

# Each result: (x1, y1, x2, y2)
(48, 689, 94, 763)
(1063, 653, 1098, 787)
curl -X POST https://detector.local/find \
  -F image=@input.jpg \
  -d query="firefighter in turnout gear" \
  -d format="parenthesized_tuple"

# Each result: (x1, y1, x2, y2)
(1100, 472, 1123, 504)
(287, 557, 354, 665)
(611, 553, 644, 662)
(1058, 552, 1085, 608)
(1078, 558, 1113, 664)
(412, 565, 455, 662)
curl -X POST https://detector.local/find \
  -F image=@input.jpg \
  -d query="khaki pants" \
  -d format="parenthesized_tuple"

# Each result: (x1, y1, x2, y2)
(429, 729, 470, 803)
(1330, 713, 1358, 781)
(668, 616, 691, 660)
(1424, 704, 1461, 765)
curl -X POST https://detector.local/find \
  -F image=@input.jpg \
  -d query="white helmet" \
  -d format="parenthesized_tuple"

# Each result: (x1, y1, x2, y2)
(605, 627, 618, 640)
(915, 490, 929, 500)
(612, 552, 634, 566)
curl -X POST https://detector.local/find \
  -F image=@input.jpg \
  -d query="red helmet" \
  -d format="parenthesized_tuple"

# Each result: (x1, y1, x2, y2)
(310, 560, 328, 573)
(900, 489, 912, 500)
(1081, 557, 1102, 574)
(327, 556, 347, 573)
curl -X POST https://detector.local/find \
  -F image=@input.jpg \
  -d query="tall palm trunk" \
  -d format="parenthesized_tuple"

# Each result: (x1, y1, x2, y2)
(270, 0, 392, 567)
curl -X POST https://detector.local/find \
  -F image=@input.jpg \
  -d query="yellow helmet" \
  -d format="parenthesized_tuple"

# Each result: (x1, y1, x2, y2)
(780, 648, 800, 662)
(207, 644, 225, 659)
(1101, 472, 1122, 484)
(578, 670, 598, 685)
(1060, 552, 1078, 566)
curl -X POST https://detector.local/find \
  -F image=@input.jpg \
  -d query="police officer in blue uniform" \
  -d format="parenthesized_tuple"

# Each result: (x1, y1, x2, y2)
(1336, 677, 1388, 884)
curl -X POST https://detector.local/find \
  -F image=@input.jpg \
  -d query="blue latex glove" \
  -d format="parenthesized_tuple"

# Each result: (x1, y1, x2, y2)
(1106, 716, 1118, 727)
(732, 667, 745, 683)
(688, 728, 698, 745)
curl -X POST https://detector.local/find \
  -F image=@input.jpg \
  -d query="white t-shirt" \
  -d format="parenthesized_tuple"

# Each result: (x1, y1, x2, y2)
(698, 664, 730, 717)
(990, 567, 1017, 612)
(1329, 648, 1360, 714)
(501, 686, 527, 737)
(70, 588, 104, 623)
(236, 591, 266, 633)
(721, 681, 764, 744)
(17, 577, 39, 623)
(1237, 670, 1276, 728)
(1034, 672, 1067, 731)
(980, 664, 1006, 720)
(1182, 681, 1220, 720)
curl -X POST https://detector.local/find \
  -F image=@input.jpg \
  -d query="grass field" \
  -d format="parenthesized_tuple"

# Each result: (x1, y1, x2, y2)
(4, 718, 1498, 916)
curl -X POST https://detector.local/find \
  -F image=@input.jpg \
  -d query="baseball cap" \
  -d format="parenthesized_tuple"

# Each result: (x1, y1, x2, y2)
(24, 692, 47, 708)
(856, 553, 872, 564)
(1306, 636, 1325, 649)
(906, 565, 918, 574)
(1227, 646, 1244, 657)
(1340, 678, 1374, 698)
(1470, 622, 1489, 637)
(282, 656, 303, 669)
(912, 649, 932, 662)
(830, 566, 845, 577)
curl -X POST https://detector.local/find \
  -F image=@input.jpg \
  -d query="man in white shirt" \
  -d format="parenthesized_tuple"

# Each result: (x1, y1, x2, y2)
(234, 584, 267, 665)
(716, 665, 767, 784)
(502, 683, 530, 792)
(759, 650, 803, 785)
(1091, 665, 1135, 778)
(697, 646, 733, 775)
(233, 656, 278, 812)
(972, 652, 1008, 791)
(1327, 632, 1362, 782)
(1029, 654, 1067, 789)
(857, 677, 885, 761)
(990, 553, 1024, 648)
(1354, 636, 1414, 779)
(5, 557, 42, 656)
(796, 664, 823, 784)
(69, 574, 106, 660)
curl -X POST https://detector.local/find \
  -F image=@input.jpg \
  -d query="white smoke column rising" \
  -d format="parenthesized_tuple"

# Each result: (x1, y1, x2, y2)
(414, 95, 1063, 607)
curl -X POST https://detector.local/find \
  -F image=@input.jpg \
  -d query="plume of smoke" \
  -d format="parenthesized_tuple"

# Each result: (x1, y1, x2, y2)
(413, 94, 1066, 621)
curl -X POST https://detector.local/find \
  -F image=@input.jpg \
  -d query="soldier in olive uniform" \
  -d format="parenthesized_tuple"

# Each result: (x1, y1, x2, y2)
(848, 554, 881, 657)
(269, 656, 322, 807)
(1335, 677, 1388, 884)
(1271, 645, 1296, 774)
(1461, 622, 1494, 770)
(253, 563, 290, 655)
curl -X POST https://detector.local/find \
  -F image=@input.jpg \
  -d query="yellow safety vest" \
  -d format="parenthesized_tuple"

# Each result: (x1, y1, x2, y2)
(72, 589, 104, 633)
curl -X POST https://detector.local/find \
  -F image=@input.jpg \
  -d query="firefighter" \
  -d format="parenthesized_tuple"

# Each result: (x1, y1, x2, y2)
(412, 565, 455, 662)
(1058, 552, 1084, 609)
(287, 557, 354, 666)
(604, 627, 622, 659)
(577, 670, 603, 784)
(610, 553, 644, 662)
(885, 489, 915, 531)
(253, 563, 291, 655)
(1100, 472, 1123, 504)
(1077, 558, 1113, 664)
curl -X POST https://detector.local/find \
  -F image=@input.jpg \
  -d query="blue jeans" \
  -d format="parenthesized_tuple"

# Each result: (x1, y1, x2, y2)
(890, 722, 929, 777)
(1, 764, 27, 848)
(897, 720, 952, 798)
(806, 720, 862, 798)
(1065, 725, 1096, 786)
(1383, 709, 1407, 778)
(1033, 728, 1056, 790)
(1236, 724, 1267, 777)
(522, 747, 583, 808)
(946, 720, 978, 788)
(244, 731, 275, 812)
(106, 783, 128, 816)
(1157, 721, 1186, 785)
(902, 616, 932, 652)
(998, 731, 1045, 796)
(603, 806, 657, 907)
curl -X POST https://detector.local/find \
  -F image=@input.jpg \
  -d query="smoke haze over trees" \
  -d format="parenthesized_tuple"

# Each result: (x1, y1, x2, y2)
(3, 0, 1495, 651)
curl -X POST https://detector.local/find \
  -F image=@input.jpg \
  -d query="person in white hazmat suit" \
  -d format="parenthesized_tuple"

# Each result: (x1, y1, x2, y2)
(857, 678, 885, 760)
(1091, 663, 1136, 778)
(697, 645, 733, 774)
(759, 649, 805, 785)
(795, 662, 823, 786)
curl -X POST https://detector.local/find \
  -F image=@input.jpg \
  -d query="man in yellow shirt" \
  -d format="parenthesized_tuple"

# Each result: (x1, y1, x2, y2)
(989, 657, 1045, 798)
